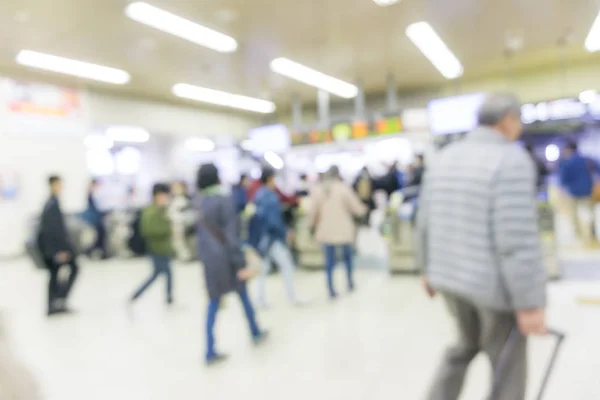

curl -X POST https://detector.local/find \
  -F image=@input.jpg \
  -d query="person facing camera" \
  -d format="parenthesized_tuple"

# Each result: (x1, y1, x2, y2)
(195, 163, 268, 366)
(309, 166, 367, 298)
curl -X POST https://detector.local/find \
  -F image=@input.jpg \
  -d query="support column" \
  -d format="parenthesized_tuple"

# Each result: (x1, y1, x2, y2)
(354, 81, 366, 120)
(317, 89, 330, 129)
(385, 73, 398, 113)
(291, 93, 303, 132)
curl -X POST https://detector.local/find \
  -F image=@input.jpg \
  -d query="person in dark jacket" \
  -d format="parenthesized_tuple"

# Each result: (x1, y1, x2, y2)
(232, 174, 250, 214)
(525, 144, 549, 191)
(195, 164, 268, 366)
(129, 183, 174, 305)
(39, 175, 79, 316)
(353, 167, 375, 220)
(559, 142, 600, 246)
(254, 168, 303, 308)
(82, 178, 107, 259)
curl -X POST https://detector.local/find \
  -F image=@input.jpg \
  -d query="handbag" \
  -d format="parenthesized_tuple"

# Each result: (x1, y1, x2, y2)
(198, 203, 258, 280)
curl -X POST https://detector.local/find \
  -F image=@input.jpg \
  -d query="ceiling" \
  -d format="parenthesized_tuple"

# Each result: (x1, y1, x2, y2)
(1, 0, 600, 114)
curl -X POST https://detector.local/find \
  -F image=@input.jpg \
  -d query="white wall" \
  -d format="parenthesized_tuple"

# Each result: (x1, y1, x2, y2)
(86, 91, 259, 140)
(0, 78, 261, 257)
(0, 135, 89, 257)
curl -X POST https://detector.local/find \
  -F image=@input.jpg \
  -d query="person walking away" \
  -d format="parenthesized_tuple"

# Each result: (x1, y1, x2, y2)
(195, 164, 268, 365)
(416, 93, 547, 400)
(526, 144, 549, 192)
(559, 142, 600, 247)
(309, 166, 367, 298)
(82, 178, 107, 259)
(169, 181, 193, 262)
(353, 167, 375, 222)
(254, 168, 303, 308)
(38, 175, 79, 316)
(130, 183, 174, 305)
(232, 174, 251, 214)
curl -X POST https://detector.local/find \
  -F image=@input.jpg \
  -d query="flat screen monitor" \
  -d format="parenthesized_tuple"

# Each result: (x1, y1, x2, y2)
(428, 93, 485, 135)
(248, 124, 290, 155)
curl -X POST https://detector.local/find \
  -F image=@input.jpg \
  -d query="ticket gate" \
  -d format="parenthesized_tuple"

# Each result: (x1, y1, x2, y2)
(386, 215, 419, 275)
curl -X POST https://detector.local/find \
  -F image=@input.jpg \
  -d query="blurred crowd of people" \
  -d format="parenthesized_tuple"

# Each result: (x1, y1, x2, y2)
(4, 92, 600, 399)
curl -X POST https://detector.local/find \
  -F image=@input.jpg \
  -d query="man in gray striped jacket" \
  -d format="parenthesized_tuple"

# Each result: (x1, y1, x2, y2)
(417, 93, 547, 400)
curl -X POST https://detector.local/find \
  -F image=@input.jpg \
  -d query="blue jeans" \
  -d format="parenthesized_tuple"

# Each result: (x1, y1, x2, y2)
(323, 244, 354, 297)
(131, 254, 173, 303)
(206, 287, 261, 360)
(257, 240, 297, 305)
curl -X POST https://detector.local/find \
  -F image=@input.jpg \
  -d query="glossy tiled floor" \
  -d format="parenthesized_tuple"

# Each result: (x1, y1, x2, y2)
(1, 257, 599, 400)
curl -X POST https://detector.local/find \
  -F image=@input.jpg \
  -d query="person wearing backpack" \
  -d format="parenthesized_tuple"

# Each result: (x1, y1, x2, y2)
(195, 164, 268, 365)
(129, 183, 174, 305)
(253, 167, 304, 308)
(309, 166, 367, 298)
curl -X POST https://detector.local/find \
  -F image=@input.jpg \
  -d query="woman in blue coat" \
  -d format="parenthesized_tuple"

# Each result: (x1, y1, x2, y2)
(195, 163, 268, 365)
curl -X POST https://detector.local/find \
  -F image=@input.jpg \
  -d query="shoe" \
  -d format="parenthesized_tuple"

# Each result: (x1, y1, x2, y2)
(291, 299, 308, 307)
(329, 292, 338, 300)
(252, 331, 269, 346)
(205, 353, 228, 366)
(348, 283, 355, 293)
(47, 309, 62, 317)
(256, 301, 271, 310)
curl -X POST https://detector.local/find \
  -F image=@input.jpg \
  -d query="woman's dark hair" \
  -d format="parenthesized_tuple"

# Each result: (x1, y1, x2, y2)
(239, 173, 248, 185)
(152, 183, 170, 197)
(327, 166, 341, 179)
(566, 142, 578, 152)
(260, 167, 276, 185)
(197, 163, 220, 190)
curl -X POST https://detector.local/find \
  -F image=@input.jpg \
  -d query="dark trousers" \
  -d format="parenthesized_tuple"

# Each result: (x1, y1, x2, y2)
(206, 287, 260, 360)
(131, 254, 173, 303)
(427, 292, 527, 400)
(45, 258, 79, 313)
(323, 244, 354, 297)
(92, 222, 107, 258)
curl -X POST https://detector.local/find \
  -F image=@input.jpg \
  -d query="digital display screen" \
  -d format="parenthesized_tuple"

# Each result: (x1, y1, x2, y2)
(428, 93, 485, 135)
(247, 124, 290, 154)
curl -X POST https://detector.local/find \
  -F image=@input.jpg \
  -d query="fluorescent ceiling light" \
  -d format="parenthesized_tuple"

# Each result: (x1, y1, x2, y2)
(406, 22, 463, 79)
(185, 138, 215, 152)
(240, 139, 253, 151)
(16, 50, 130, 84)
(84, 135, 114, 149)
(585, 11, 600, 52)
(106, 126, 150, 143)
(173, 83, 276, 114)
(264, 151, 284, 170)
(373, 0, 400, 6)
(270, 58, 358, 99)
(125, 2, 237, 53)
(579, 89, 598, 104)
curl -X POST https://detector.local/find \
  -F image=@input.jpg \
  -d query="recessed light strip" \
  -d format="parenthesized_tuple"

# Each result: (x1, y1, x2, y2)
(16, 50, 130, 84)
(585, 10, 600, 52)
(172, 83, 276, 114)
(406, 22, 463, 80)
(125, 2, 237, 53)
(270, 58, 358, 99)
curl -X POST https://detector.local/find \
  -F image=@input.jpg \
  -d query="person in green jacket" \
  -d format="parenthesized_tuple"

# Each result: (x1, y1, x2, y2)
(130, 183, 174, 305)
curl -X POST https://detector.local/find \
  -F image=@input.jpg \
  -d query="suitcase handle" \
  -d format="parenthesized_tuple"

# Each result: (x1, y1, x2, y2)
(490, 327, 565, 400)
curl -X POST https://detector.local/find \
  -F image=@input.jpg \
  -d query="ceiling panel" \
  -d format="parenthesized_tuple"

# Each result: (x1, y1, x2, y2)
(1, 0, 600, 113)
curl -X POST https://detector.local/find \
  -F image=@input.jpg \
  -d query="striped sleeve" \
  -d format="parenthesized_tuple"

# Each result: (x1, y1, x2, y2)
(492, 149, 546, 309)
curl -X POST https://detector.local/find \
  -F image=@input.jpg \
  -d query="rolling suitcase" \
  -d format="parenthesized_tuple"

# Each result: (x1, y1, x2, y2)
(490, 328, 565, 400)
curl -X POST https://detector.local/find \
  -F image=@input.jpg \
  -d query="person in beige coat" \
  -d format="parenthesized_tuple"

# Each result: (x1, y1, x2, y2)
(309, 166, 367, 298)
